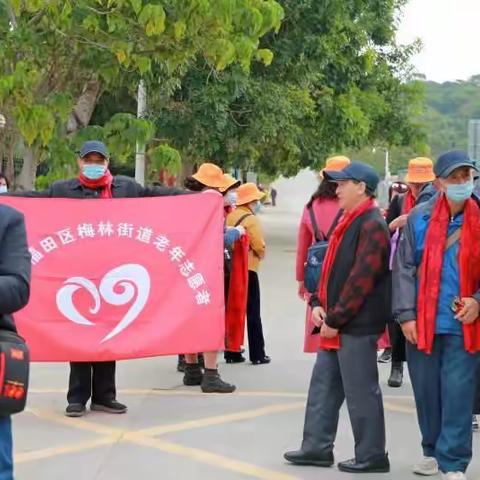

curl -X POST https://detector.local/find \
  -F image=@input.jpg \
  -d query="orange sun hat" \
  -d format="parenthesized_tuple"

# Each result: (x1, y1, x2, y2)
(219, 174, 241, 193)
(404, 157, 435, 184)
(320, 155, 351, 176)
(192, 163, 229, 189)
(236, 183, 265, 206)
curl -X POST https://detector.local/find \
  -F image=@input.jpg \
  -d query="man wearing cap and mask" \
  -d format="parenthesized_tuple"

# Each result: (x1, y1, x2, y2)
(393, 151, 480, 480)
(285, 162, 391, 474)
(14, 140, 187, 417)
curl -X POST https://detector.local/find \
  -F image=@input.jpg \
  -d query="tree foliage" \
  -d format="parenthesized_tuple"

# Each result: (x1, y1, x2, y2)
(148, 0, 424, 177)
(0, 0, 284, 188)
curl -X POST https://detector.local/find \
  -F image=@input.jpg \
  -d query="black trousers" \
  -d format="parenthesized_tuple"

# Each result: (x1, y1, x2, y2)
(388, 321, 406, 363)
(67, 361, 116, 406)
(246, 271, 266, 362)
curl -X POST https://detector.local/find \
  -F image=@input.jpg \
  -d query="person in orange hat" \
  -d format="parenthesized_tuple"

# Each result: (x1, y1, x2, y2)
(180, 163, 243, 393)
(220, 174, 241, 216)
(226, 183, 270, 365)
(296, 156, 350, 353)
(384, 157, 435, 387)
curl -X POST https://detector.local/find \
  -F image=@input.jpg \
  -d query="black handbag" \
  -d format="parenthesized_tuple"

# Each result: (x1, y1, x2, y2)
(0, 330, 29, 415)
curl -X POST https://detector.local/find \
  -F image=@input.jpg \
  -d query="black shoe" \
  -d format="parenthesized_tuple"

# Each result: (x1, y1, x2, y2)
(338, 455, 390, 473)
(252, 356, 271, 365)
(183, 363, 203, 386)
(91, 400, 127, 414)
(284, 450, 334, 467)
(378, 348, 392, 363)
(225, 352, 246, 364)
(388, 362, 404, 388)
(177, 354, 186, 372)
(201, 369, 236, 393)
(65, 403, 86, 417)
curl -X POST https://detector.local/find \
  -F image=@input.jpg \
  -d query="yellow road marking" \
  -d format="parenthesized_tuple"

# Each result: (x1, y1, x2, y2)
(136, 401, 305, 437)
(384, 401, 416, 415)
(15, 436, 118, 464)
(28, 388, 308, 399)
(124, 434, 300, 480)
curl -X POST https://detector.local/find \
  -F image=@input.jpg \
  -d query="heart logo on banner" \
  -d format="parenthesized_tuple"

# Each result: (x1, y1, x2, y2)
(56, 264, 151, 343)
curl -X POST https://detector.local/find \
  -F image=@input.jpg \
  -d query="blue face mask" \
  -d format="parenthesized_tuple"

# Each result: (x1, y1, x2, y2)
(446, 180, 474, 202)
(224, 191, 237, 207)
(0, 186, 8, 194)
(254, 201, 262, 214)
(82, 164, 107, 180)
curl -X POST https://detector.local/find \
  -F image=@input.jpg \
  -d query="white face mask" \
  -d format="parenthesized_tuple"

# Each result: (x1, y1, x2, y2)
(0, 185, 8, 194)
(224, 191, 237, 206)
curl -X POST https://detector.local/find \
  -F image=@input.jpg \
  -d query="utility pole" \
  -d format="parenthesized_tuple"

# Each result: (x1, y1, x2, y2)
(135, 80, 147, 186)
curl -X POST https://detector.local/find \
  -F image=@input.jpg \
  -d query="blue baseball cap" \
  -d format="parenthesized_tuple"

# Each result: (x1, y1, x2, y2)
(434, 150, 477, 178)
(324, 161, 380, 192)
(79, 140, 109, 159)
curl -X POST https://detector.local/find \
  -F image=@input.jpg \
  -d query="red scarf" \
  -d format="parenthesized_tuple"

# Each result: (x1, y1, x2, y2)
(78, 170, 113, 198)
(417, 194, 480, 354)
(402, 190, 416, 215)
(318, 198, 376, 350)
(225, 236, 249, 352)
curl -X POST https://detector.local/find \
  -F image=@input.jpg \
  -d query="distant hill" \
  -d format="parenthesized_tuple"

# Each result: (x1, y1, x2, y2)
(423, 75, 480, 158)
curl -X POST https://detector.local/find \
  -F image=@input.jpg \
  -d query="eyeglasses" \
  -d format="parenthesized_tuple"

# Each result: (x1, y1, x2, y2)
(391, 182, 408, 193)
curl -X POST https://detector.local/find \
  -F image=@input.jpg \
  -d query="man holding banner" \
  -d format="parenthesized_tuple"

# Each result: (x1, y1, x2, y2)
(7, 140, 209, 418)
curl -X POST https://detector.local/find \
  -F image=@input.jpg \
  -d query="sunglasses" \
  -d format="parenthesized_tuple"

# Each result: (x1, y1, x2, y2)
(392, 182, 408, 193)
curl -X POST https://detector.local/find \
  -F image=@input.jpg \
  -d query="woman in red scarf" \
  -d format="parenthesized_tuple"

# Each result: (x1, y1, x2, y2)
(393, 151, 480, 480)
(383, 157, 435, 387)
(285, 162, 391, 474)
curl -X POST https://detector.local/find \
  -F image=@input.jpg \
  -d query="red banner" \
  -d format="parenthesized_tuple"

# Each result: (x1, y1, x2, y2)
(0, 194, 225, 362)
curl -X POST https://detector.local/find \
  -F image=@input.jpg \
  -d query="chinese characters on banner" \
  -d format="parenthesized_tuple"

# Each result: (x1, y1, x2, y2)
(0, 194, 225, 361)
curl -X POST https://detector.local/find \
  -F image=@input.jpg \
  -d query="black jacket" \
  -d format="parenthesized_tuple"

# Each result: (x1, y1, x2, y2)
(19, 175, 186, 199)
(312, 208, 391, 335)
(0, 205, 31, 331)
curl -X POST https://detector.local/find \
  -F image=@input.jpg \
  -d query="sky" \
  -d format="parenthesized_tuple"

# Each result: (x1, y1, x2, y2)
(397, 0, 480, 83)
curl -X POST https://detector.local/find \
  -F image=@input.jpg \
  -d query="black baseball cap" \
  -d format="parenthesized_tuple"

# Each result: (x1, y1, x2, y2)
(324, 161, 380, 192)
(434, 150, 477, 179)
(79, 140, 109, 159)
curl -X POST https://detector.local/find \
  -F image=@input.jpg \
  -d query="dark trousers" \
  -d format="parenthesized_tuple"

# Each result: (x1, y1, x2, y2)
(0, 417, 12, 480)
(388, 321, 406, 362)
(302, 334, 386, 462)
(246, 271, 266, 362)
(407, 335, 479, 473)
(67, 361, 116, 406)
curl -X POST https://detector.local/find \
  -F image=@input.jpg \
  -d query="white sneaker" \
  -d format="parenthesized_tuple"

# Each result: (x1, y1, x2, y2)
(413, 456, 439, 476)
(442, 473, 467, 480)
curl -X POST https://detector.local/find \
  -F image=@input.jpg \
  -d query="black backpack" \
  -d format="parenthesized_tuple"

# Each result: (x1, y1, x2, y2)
(303, 207, 342, 294)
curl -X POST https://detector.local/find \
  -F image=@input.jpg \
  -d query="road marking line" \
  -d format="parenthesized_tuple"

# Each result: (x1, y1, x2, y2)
(28, 388, 309, 399)
(384, 401, 416, 414)
(15, 436, 118, 464)
(136, 402, 305, 437)
(26, 408, 124, 437)
(124, 434, 300, 480)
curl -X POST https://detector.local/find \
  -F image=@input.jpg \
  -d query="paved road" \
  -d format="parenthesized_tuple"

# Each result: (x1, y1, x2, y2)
(14, 193, 480, 479)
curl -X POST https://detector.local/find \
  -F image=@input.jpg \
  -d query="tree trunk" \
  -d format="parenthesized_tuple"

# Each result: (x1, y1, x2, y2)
(67, 78, 101, 134)
(16, 147, 37, 191)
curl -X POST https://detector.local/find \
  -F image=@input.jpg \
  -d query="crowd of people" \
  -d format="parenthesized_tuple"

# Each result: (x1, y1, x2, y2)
(1, 140, 480, 479)
(290, 151, 480, 479)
